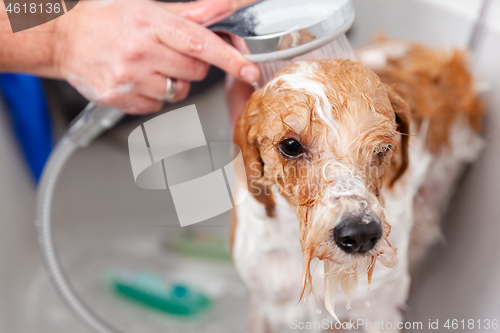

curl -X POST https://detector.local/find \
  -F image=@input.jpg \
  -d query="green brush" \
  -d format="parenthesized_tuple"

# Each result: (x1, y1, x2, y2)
(110, 270, 211, 316)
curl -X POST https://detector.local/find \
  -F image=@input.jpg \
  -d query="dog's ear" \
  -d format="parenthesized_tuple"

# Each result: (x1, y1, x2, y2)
(385, 85, 411, 186)
(234, 88, 276, 217)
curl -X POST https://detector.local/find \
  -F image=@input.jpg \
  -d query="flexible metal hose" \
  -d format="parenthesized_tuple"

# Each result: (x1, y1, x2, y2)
(35, 103, 124, 333)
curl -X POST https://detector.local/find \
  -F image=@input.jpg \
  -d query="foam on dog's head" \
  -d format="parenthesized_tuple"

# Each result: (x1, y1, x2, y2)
(234, 59, 406, 319)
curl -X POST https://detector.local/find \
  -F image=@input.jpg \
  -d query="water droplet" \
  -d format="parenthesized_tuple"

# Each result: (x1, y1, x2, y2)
(365, 301, 371, 308)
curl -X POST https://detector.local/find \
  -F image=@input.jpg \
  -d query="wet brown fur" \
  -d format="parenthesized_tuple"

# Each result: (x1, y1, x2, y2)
(375, 43, 483, 153)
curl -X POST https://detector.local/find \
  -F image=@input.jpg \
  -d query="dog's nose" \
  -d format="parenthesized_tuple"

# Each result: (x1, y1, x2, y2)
(333, 215, 383, 254)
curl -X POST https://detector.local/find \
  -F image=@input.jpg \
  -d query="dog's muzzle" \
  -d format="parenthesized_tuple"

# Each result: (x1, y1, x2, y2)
(332, 213, 382, 254)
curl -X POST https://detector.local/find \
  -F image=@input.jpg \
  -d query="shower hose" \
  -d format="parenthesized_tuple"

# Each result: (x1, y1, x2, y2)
(36, 103, 125, 333)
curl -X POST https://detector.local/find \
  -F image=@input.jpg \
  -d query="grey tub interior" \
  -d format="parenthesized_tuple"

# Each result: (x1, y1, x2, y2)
(0, 0, 499, 332)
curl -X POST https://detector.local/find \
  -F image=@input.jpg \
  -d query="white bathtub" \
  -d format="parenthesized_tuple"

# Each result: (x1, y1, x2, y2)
(0, 0, 499, 332)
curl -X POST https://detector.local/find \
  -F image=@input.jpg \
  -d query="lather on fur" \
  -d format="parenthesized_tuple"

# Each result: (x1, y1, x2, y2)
(231, 41, 484, 333)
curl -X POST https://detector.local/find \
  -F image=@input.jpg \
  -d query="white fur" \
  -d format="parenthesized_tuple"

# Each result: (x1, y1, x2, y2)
(266, 62, 340, 139)
(233, 191, 324, 332)
(356, 41, 410, 70)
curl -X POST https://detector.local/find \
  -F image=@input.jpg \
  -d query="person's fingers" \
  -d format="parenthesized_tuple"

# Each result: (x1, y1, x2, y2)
(155, 13, 260, 84)
(230, 0, 260, 8)
(99, 94, 164, 115)
(164, 0, 261, 27)
(137, 74, 190, 103)
(149, 45, 209, 81)
(57, 0, 260, 114)
(136, 73, 168, 100)
(168, 79, 190, 103)
(163, 0, 233, 25)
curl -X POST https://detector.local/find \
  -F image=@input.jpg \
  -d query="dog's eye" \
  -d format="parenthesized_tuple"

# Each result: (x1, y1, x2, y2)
(374, 144, 393, 156)
(372, 144, 393, 163)
(279, 139, 303, 157)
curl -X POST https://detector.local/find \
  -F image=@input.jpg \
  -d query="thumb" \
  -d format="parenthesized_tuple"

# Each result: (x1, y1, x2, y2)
(163, 0, 234, 26)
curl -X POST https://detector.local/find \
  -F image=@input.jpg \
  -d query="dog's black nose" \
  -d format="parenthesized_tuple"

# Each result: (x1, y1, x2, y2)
(333, 215, 383, 254)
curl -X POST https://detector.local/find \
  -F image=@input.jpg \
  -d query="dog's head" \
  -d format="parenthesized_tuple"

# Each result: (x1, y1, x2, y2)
(234, 59, 410, 312)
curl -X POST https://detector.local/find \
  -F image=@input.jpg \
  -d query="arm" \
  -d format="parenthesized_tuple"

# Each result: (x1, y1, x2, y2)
(0, 0, 261, 113)
(0, 0, 59, 77)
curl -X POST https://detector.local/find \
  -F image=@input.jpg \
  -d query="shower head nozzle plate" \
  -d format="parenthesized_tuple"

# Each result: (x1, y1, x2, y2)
(209, 0, 355, 62)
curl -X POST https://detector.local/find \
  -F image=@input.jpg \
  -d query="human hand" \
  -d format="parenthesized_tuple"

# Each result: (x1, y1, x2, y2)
(52, 0, 261, 114)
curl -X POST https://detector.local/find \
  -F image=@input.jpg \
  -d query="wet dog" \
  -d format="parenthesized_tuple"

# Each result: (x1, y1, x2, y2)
(231, 41, 484, 333)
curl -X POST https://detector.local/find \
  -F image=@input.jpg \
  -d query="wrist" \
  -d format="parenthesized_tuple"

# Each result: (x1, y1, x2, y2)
(0, 7, 64, 78)
(49, 13, 68, 79)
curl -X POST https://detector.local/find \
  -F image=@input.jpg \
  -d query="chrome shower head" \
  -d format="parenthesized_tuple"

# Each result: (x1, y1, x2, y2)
(209, 0, 356, 85)
(209, 0, 355, 62)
